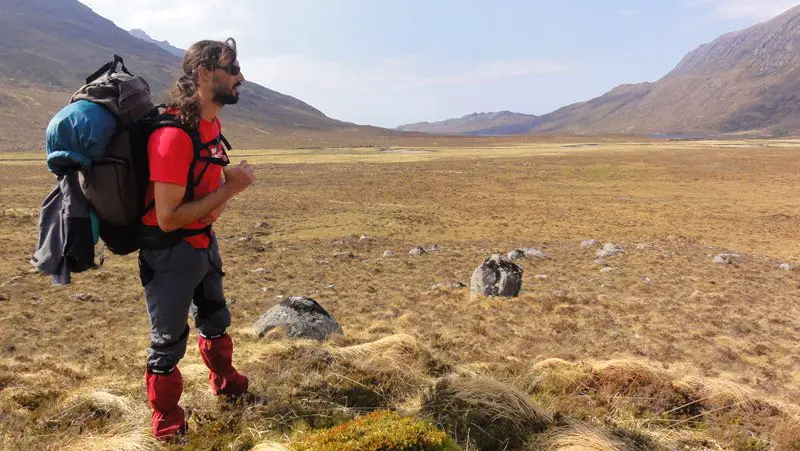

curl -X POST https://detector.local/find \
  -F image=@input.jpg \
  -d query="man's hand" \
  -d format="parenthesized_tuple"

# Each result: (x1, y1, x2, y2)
(223, 160, 255, 196)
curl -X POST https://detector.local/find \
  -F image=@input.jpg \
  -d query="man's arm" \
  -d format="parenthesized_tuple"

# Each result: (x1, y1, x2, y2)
(154, 160, 254, 232)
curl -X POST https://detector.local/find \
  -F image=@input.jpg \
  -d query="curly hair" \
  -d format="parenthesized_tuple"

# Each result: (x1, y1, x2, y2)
(169, 38, 237, 130)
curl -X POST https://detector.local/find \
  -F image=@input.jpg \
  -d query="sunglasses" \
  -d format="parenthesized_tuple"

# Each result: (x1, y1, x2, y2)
(220, 62, 241, 76)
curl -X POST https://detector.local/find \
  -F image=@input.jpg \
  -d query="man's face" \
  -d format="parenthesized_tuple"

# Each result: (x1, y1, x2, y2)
(212, 60, 244, 105)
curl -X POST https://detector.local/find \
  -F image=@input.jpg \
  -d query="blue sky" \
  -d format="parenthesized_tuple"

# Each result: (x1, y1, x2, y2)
(79, 0, 798, 127)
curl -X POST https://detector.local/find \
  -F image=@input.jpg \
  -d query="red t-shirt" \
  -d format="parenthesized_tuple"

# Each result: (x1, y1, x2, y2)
(142, 115, 228, 249)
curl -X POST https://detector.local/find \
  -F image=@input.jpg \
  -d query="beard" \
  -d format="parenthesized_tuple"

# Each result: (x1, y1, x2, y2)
(212, 81, 240, 105)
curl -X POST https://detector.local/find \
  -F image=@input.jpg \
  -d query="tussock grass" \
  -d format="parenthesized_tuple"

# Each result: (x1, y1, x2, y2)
(421, 375, 550, 450)
(43, 388, 139, 428)
(674, 375, 762, 413)
(543, 424, 626, 451)
(772, 415, 800, 451)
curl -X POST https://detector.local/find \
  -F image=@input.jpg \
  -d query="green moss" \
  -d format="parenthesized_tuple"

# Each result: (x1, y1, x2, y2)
(291, 410, 460, 451)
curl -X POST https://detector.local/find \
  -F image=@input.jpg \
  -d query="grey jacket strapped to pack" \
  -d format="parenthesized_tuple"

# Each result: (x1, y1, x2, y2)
(31, 172, 96, 284)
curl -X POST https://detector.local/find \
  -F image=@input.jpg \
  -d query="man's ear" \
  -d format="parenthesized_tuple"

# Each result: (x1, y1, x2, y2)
(197, 66, 212, 83)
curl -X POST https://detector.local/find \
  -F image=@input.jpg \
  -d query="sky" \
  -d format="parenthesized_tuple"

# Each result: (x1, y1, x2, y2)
(78, 0, 798, 128)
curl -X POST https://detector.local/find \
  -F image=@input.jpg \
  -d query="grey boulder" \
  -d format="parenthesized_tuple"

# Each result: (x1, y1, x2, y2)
(253, 296, 343, 340)
(470, 254, 523, 297)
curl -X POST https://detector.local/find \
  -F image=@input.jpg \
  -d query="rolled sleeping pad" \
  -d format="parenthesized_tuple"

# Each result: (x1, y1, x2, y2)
(45, 100, 117, 175)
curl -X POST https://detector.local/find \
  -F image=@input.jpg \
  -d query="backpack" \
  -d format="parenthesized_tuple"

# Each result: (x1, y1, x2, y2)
(45, 55, 232, 256)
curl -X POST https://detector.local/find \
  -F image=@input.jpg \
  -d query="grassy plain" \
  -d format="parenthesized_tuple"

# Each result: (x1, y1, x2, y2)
(1, 139, 799, 450)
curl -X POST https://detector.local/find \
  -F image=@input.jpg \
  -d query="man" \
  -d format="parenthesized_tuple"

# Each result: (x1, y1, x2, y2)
(138, 37, 254, 439)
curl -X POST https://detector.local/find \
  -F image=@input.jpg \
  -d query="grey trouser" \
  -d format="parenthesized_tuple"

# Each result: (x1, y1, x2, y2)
(138, 235, 230, 371)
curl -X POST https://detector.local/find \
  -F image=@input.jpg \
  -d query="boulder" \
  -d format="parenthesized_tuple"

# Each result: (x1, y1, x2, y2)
(253, 296, 343, 340)
(470, 254, 523, 297)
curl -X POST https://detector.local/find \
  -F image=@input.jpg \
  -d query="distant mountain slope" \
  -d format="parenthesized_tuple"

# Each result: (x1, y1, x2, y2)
(397, 111, 542, 135)
(0, 0, 362, 151)
(530, 4, 800, 136)
(129, 29, 184, 58)
(401, 5, 800, 138)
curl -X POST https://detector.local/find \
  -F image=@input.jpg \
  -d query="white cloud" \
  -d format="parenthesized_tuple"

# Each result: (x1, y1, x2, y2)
(245, 54, 575, 92)
(689, 0, 798, 20)
(80, 0, 251, 47)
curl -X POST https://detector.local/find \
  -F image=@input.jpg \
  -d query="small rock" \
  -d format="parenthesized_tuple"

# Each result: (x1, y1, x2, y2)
(251, 268, 267, 274)
(382, 250, 395, 258)
(523, 248, 548, 259)
(600, 267, 614, 273)
(332, 239, 346, 246)
(254, 246, 266, 253)
(594, 258, 607, 266)
(581, 239, 597, 249)
(332, 251, 356, 258)
(427, 244, 440, 252)
(713, 253, 739, 265)
(635, 244, 648, 250)
(409, 246, 427, 256)
(237, 236, 253, 242)
(326, 284, 336, 289)
(779, 263, 793, 271)
(596, 243, 624, 259)
(0, 294, 8, 302)
(535, 274, 548, 280)
(507, 249, 526, 261)
(452, 282, 467, 289)
(70, 293, 100, 302)
(255, 221, 270, 229)
(643, 277, 652, 284)
(431, 283, 448, 290)
(253, 296, 343, 340)
(359, 235, 370, 242)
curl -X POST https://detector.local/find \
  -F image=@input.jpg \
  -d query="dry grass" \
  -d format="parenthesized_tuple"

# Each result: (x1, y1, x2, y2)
(421, 375, 550, 450)
(2, 139, 800, 449)
(543, 424, 626, 451)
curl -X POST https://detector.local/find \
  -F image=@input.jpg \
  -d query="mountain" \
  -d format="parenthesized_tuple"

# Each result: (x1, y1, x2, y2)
(128, 29, 184, 58)
(528, 5, 800, 136)
(399, 5, 800, 138)
(0, 0, 372, 152)
(396, 111, 544, 135)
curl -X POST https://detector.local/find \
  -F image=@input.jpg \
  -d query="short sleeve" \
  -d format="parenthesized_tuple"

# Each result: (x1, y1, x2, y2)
(147, 127, 193, 186)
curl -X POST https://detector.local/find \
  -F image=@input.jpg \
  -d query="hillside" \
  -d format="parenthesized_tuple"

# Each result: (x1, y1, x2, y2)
(397, 111, 543, 135)
(128, 29, 184, 58)
(0, 0, 369, 151)
(401, 5, 800, 137)
(531, 4, 800, 136)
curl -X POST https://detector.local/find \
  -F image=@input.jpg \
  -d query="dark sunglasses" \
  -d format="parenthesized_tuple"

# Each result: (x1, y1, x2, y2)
(220, 62, 241, 76)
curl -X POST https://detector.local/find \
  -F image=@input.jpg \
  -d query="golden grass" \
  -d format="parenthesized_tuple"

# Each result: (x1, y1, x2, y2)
(544, 424, 626, 451)
(2, 139, 800, 449)
(421, 375, 550, 450)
